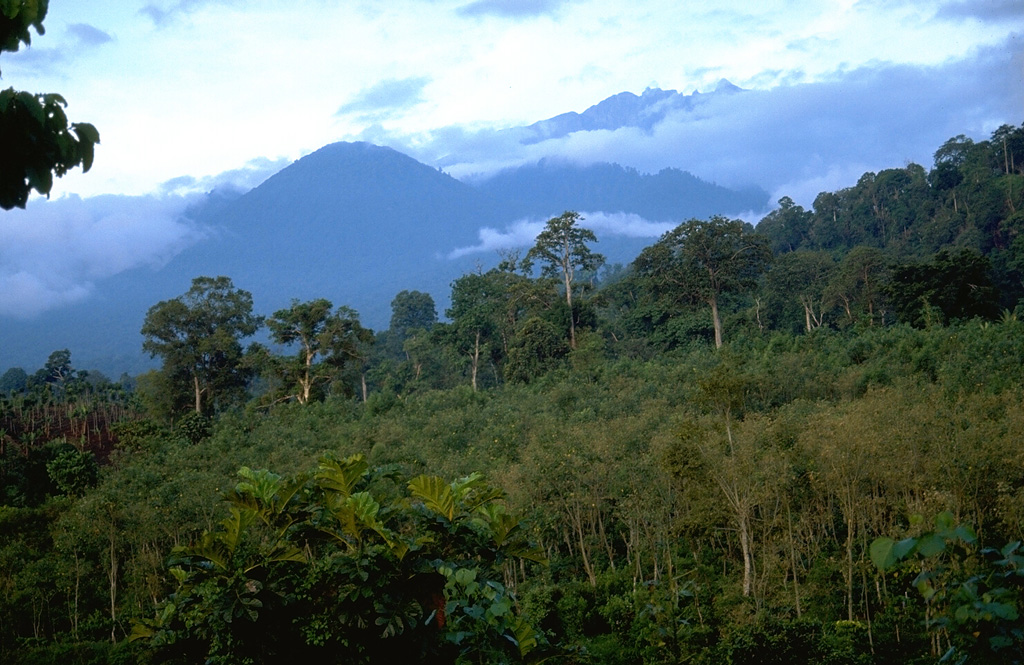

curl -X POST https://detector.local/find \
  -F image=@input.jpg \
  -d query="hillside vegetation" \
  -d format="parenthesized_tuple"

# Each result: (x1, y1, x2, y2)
(1, 124, 1023, 664)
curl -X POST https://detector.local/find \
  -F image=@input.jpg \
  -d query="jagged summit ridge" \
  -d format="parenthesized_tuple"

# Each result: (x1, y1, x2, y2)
(523, 81, 744, 143)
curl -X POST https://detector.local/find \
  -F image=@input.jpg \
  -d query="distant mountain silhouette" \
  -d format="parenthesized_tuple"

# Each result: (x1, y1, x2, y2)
(476, 159, 766, 221)
(521, 80, 743, 142)
(0, 139, 767, 376)
(177, 142, 502, 315)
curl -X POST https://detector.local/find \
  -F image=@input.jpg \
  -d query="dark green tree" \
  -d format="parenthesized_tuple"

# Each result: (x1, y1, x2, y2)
(524, 211, 604, 349)
(0, 0, 100, 209)
(266, 299, 370, 404)
(503, 316, 568, 383)
(389, 290, 437, 341)
(887, 249, 1000, 326)
(633, 216, 772, 348)
(757, 196, 812, 254)
(37, 348, 74, 384)
(763, 250, 836, 332)
(826, 245, 889, 326)
(45, 447, 98, 496)
(141, 276, 262, 415)
(0, 367, 28, 393)
(447, 270, 507, 391)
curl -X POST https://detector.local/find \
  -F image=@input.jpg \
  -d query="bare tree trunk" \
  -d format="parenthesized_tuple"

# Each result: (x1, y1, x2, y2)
(108, 526, 119, 643)
(845, 513, 855, 621)
(564, 270, 576, 349)
(739, 511, 754, 597)
(709, 296, 723, 348)
(71, 550, 81, 639)
(568, 498, 596, 587)
(471, 330, 480, 392)
(787, 503, 802, 617)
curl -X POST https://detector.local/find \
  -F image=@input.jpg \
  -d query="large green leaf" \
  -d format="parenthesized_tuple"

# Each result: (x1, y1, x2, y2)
(409, 474, 455, 521)
(870, 536, 917, 570)
(316, 454, 368, 497)
(916, 533, 947, 558)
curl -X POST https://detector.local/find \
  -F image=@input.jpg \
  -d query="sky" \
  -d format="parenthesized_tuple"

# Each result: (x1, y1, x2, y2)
(0, 0, 1021, 319)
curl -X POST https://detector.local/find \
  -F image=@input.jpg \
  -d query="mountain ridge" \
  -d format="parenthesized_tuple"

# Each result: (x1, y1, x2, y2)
(522, 81, 743, 143)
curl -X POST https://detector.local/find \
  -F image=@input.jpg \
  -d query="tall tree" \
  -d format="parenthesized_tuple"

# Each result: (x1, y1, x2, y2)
(141, 276, 262, 415)
(389, 290, 437, 340)
(764, 251, 836, 332)
(757, 196, 812, 254)
(826, 245, 889, 326)
(634, 216, 772, 348)
(524, 211, 605, 349)
(266, 299, 370, 404)
(447, 271, 504, 391)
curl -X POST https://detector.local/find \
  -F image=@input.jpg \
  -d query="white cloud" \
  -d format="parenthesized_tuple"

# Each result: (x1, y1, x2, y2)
(446, 211, 675, 259)
(159, 156, 290, 195)
(457, 0, 578, 18)
(447, 218, 545, 258)
(4, 1, 1015, 199)
(336, 77, 432, 122)
(0, 194, 204, 318)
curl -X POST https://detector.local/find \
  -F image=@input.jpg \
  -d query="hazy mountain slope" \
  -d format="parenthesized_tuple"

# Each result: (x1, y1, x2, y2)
(0, 141, 768, 376)
(0, 143, 500, 375)
(474, 160, 767, 221)
(177, 142, 502, 311)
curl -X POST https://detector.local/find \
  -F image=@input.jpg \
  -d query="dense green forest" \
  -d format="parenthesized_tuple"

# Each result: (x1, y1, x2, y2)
(2, 124, 1024, 664)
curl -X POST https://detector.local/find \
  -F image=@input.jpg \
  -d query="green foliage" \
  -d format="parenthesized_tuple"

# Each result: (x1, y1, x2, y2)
(0, 366, 28, 393)
(141, 276, 262, 416)
(503, 316, 569, 383)
(264, 299, 372, 403)
(757, 196, 812, 254)
(132, 456, 547, 664)
(8, 122, 1024, 665)
(634, 215, 772, 347)
(524, 211, 605, 349)
(523, 211, 605, 288)
(45, 447, 97, 496)
(175, 412, 211, 445)
(887, 249, 1000, 326)
(389, 289, 437, 342)
(110, 418, 165, 451)
(872, 513, 1023, 664)
(0, 0, 48, 56)
(446, 269, 513, 391)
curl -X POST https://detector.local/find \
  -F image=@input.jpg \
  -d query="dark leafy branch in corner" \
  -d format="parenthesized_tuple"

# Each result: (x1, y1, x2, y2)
(0, 0, 99, 210)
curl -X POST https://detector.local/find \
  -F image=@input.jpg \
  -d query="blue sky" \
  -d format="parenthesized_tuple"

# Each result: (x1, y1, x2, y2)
(0, 0, 1020, 318)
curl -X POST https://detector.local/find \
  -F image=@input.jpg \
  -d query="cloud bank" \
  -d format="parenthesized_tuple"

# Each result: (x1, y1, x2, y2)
(6, 22, 114, 74)
(159, 156, 290, 195)
(936, 0, 1021, 22)
(447, 211, 677, 259)
(370, 39, 1021, 208)
(337, 77, 431, 122)
(0, 195, 204, 318)
(457, 0, 576, 18)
